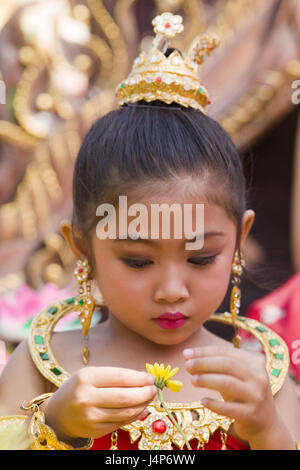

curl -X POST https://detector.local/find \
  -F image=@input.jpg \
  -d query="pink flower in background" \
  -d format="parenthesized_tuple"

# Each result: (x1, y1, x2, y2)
(0, 283, 76, 343)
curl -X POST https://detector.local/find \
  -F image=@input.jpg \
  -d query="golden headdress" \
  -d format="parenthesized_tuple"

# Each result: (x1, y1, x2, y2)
(116, 12, 221, 112)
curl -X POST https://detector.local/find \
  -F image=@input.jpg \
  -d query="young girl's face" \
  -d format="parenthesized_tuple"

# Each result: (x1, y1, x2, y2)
(90, 179, 253, 346)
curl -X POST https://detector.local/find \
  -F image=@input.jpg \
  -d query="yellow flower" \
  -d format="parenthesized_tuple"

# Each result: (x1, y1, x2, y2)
(146, 362, 183, 392)
(145, 362, 191, 449)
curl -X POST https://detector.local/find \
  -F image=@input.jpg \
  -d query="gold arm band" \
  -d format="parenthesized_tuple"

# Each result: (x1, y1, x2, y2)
(29, 408, 94, 450)
(22, 393, 94, 450)
(296, 442, 300, 450)
(20, 392, 54, 412)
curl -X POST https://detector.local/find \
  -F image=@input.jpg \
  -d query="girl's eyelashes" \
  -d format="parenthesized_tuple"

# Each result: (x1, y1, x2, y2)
(188, 254, 217, 266)
(122, 258, 153, 269)
(121, 255, 217, 269)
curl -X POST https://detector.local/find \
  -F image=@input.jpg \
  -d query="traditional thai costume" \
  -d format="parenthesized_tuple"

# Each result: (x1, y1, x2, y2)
(0, 11, 297, 451)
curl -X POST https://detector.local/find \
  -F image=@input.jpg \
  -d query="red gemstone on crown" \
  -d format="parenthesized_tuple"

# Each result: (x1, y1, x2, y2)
(156, 77, 162, 82)
(152, 419, 167, 433)
(79, 269, 83, 273)
(165, 22, 171, 28)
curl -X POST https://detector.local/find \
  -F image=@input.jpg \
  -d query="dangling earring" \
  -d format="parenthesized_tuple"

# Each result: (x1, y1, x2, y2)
(74, 259, 95, 365)
(230, 250, 245, 348)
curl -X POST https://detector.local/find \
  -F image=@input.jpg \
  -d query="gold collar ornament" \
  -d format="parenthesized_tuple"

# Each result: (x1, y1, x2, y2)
(26, 298, 290, 450)
(115, 12, 220, 112)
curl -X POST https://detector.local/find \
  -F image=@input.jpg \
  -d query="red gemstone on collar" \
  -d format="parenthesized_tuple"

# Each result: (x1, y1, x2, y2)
(165, 22, 171, 28)
(152, 419, 167, 433)
(156, 77, 162, 82)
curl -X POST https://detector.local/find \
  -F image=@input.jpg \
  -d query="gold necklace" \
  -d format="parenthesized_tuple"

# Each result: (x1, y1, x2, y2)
(28, 298, 289, 450)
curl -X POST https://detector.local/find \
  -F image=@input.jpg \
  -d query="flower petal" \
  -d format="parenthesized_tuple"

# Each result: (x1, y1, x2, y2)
(163, 365, 171, 380)
(166, 379, 183, 392)
(154, 362, 161, 377)
(158, 363, 165, 377)
(145, 363, 155, 376)
(165, 367, 179, 381)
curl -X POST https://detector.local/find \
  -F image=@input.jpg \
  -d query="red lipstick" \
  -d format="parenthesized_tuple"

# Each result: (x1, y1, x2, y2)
(157, 312, 186, 320)
(154, 312, 188, 329)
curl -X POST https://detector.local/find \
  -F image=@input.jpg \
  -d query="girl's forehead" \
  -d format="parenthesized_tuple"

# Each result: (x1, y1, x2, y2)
(92, 175, 238, 248)
(92, 197, 236, 251)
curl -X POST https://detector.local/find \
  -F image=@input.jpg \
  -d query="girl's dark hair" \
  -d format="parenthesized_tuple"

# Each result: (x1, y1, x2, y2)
(72, 100, 247, 262)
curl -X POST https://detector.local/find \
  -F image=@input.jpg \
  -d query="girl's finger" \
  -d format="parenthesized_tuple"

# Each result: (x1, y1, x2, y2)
(81, 407, 151, 438)
(77, 366, 155, 388)
(89, 384, 157, 409)
(191, 373, 252, 403)
(185, 356, 249, 382)
(91, 408, 151, 438)
(183, 346, 263, 364)
(89, 401, 153, 422)
(200, 397, 249, 422)
(183, 347, 266, 381)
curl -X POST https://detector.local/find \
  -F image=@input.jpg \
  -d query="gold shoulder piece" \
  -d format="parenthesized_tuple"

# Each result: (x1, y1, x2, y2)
(28, 297, 75, 387)
(208, 312, 290, 396)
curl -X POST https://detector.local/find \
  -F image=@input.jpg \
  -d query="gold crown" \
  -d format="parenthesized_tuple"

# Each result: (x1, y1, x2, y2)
(116, 12, 221, 112)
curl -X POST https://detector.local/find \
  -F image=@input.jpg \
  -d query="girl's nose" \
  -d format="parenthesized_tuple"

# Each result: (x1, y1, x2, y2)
(153, 265, 189, 304)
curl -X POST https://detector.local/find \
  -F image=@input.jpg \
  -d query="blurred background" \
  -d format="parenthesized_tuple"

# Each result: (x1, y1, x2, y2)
(0, 0, 300, 378)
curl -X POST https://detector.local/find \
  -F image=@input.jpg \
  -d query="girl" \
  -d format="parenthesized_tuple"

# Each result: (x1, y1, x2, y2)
(1, 13, 300, 451)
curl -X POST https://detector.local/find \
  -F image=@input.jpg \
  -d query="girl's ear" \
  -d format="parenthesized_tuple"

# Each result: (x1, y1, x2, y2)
(60, 220, 86, 260)
(240, 210, 255, 249)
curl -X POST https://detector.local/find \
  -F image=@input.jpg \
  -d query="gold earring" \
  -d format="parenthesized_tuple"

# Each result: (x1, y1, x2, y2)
(74, 259, 95, 365)
(230, 251, 245, 348)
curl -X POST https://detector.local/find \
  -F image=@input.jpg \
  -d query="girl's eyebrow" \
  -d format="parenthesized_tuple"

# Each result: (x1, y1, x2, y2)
(112, 231, 225, 245)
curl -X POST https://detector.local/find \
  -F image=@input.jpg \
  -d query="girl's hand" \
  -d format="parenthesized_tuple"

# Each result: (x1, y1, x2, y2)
(43, 366, 157, 442)
(183, 346, 293, 447)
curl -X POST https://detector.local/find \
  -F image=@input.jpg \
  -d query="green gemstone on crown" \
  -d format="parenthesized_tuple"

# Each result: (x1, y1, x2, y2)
(154, 445, 160, 450)
(50, 367, 62, 376)
(65, 297, 75, 304)
(79, 299, 84, 306)
(48, 307, 57, 315)
(120, 82, 125, 89)
(269, 339, 280, 347)
(34, 335, 44, 344)
(271, 368, 281, 377)
(198, 88, 203, 94)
